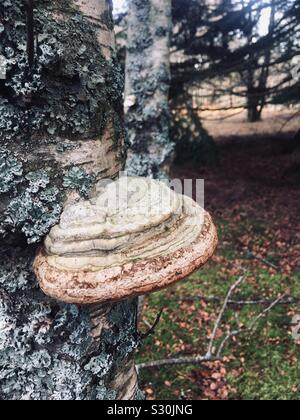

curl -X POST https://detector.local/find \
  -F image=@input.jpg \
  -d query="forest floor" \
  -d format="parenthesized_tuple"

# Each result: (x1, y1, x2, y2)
(202, 107, 300, 139)
(136, 129, 300, 400)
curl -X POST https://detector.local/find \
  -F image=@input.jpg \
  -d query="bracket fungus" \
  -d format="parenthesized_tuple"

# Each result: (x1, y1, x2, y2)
(34, 177, 218, 305)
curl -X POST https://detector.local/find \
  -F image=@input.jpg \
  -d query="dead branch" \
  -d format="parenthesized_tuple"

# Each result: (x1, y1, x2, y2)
(216, 294, 285, 357)
(181, 295, 299, 306)
(206, 276, 246, 357)
(136, 354, 219, 372)
(137, 278, 288, 371)
(247, 251, 281, 271)
(137, 276, 245, 371)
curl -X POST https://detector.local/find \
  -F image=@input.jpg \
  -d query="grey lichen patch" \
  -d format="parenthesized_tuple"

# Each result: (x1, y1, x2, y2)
(0, 246, 36, 294)
(134, 389, 146, 400)
(84, 354, 113, 378)
(104, 299, 140, 362)
(0, 246, 93, 400)
(55, 141, 78, 154)
(0, 0, 139, 401)
(95, 382, 117, 400)
(0, 0, 124, 242)
(0, 243, 140, 400)
(125, 0, 173, 178)
(1, 165, 62, 243)
(128, 0, 153, 53)
(0, 0, 124, 142)
(0, 150, 23, 194)
(63, 167, 95, 198)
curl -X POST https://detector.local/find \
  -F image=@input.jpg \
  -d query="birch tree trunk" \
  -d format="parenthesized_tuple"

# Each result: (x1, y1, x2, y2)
(125, 0, 173, 178)
(0, 0, 140, 400)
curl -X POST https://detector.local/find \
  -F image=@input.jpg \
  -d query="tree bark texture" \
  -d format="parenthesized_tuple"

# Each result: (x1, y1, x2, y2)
(125, 0, 173, 178)
(0, 0, 140, 400)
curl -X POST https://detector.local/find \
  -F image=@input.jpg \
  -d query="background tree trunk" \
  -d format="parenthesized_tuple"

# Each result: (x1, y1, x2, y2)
(255, 0, 276, 121)
(125, 0, 173, 178)
(0, 0, 140, 400)
(245, 0, 276, 123)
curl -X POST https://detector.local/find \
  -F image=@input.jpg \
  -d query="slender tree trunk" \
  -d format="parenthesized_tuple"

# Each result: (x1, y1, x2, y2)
(246, 0, 276, 123)
(247, 89, 261, 123)
(0, 0, 140, 400)
(245, 53, 261, 123)
(256, 0, 276, 120)
(125, 0, 173, 178)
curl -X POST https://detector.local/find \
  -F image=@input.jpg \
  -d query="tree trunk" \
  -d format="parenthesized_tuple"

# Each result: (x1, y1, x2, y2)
(255, 0, 276, 121)
(246, 0, 276, 123)
(246, 62, 262, 123)
(0, 0, 140, 400)
(125, 0, 173, 178)
(247, 90, 262, 123)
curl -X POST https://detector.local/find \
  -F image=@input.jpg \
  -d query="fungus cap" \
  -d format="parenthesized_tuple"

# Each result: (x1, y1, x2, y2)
(34, 177, 218, 305)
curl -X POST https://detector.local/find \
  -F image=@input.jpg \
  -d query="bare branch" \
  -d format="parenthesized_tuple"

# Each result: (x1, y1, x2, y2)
(206, 275, 246, 358)
(248, 295, 285, 331)
(137, 279, 290, 371)
(216, 294, 285, 357)
(247, 252, 281, 271)
(136, 354, 219, 372)
(137, 276, 246, 371)
(181, 295, 299, 306)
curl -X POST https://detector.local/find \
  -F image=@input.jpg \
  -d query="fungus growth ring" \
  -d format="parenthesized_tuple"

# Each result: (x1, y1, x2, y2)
(34, 177, 218, 304)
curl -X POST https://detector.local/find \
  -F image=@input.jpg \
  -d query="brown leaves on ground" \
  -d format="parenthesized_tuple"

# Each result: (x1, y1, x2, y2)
(189, 362, 233, 400)
(173, 132, 300, 275)
(140, 132, 300, 400)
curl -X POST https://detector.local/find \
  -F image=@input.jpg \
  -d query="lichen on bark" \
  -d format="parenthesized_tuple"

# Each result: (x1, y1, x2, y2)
(0, 0, 139, 400)
(0, 0, 125, 243)
(125, 0, 173, 178)
(0, 0, 123, 140)
(0, 245, 140, 400)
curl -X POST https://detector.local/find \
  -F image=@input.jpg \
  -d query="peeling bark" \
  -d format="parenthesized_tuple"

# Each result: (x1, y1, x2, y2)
(125, 0, 173, 178)
(0, 0, 139, 400)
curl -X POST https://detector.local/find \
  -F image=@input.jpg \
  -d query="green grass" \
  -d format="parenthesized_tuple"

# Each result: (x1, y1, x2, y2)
(136, 216, 300, 400)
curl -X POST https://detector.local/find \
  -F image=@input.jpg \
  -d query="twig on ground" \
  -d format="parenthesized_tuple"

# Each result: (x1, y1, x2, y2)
(137, 277, 288, 371)
(206, 275, 246, 357)
(181, 295, 299, 306)
(216, 294, 285, 357)
(137, 276, 246, 371)
(247, 251, 281, 271)
(143, 319, 153, 330)
(136, 354, 218, 373)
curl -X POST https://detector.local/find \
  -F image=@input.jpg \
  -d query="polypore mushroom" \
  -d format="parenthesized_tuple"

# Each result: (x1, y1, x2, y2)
(34, 177, 218, 305)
